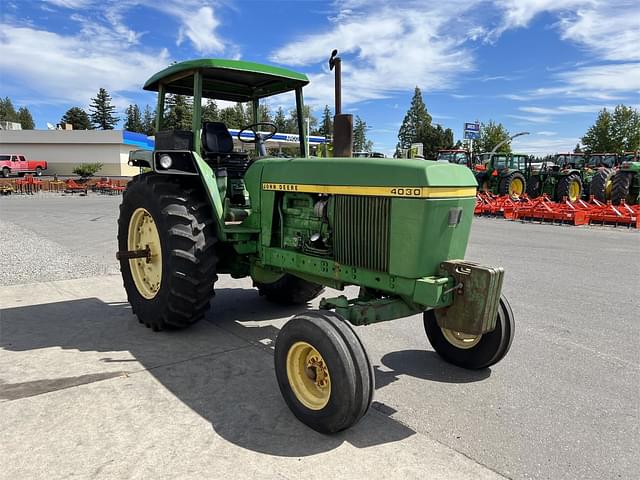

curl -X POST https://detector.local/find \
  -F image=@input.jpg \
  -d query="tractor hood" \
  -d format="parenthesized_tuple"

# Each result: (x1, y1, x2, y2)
(256, 157, 476, 197)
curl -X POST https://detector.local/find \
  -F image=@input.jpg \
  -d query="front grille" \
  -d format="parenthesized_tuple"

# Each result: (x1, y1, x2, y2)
(333, 195, 390, 272)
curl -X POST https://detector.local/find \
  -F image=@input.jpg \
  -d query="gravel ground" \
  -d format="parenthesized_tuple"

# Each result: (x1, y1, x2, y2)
(0, 194, 121, 285)
(0, 218, 117, 285)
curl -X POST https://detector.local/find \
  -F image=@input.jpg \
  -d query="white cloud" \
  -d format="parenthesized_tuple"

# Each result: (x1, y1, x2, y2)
(511, 135, 581, 155)
(506, 114, 554, 124)
(536, 131, 558, 136)
(558, 3, 640, 62)
(44, 0, 93, 8)
(519, 104, 612, 115)
(269, 2, 477, 105)
(174, 6, 225, 53)
(0, 24, 169, 106)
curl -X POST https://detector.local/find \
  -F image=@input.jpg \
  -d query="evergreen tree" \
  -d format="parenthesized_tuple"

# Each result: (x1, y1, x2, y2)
(319, 105, 333, 138)
(141, 105, 155, 136)
(202, 99, 219, 123)
(17, 107, 35, 129)
(219, 103, 245, 128)
(286, 106, 318, 135)
(397, 87, 432, 149)
(164, 94, 192, 130)
(258, 104, 272, 124)
(477, 120, 511, 153)
(574, 143, 582, 153)
(89, 88, 119, 129)
(123, 104, 144, 132)
(60, 107, 91, 130)
(273, 107, 287, 132)
(0, 97, 18, 123)
(353, 116, 373, 152)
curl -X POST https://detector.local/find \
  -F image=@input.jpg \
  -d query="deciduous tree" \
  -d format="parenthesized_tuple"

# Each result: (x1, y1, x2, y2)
(477, 120, 511, 153)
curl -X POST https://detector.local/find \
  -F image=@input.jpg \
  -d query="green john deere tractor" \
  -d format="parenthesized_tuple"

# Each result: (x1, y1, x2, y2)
(118, 58, 514, 434)
(585, 152, 620, 202)
(475, 152, 528, 199)
(611, 151, 640, 205)
(525, 153, 585, 202)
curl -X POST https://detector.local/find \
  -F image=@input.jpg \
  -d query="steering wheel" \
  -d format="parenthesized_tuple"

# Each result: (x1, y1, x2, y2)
(237, 122, 277, 143)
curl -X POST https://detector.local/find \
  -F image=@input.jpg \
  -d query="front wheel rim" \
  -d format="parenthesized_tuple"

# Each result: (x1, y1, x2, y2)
(441, 328, 482, 349)
(286, 341, 331, 410)
(127, 208, 162, 299)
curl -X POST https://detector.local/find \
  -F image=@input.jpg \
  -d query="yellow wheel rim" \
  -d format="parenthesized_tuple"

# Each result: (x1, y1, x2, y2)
(441, 328, 482, 349)
(286, 341, 331, 410)
(568, 180, 581, 202)
(509, 178, 524, 197)
(127, 208, 162, 299)
(605, 179, 613, 199)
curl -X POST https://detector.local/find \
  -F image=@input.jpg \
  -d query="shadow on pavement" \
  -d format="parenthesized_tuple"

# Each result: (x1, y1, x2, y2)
(374, 350, 491, 389)
(1, 287, 417, 457)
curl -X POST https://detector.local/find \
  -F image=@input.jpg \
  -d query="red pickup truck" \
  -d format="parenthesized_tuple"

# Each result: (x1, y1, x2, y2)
(0, 154, 48, 177)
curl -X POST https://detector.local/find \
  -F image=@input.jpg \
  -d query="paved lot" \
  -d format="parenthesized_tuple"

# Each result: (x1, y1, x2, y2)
(1, 193, 639, 479)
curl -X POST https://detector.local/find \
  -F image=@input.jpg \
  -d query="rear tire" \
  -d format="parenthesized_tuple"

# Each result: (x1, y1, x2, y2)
(556, 174, 583, 202)
(35, 167, 43, 176)
(274, 311, 374, 433)
(117, 174, 218, 331)
(611, 171, 633, 205)
(256, 274, 324, 305)
(498, 172, 526, 199)
(424, 295, 515, 369)
(2, 168, 9, 178)
(589, 168, 614, 202)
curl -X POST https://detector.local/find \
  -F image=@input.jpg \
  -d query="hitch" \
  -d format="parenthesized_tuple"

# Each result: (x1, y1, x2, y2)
(116, 246, 151, 262)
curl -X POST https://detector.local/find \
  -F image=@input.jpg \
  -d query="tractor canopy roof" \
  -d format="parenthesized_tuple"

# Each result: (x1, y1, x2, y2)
(144, 59, 309, 102)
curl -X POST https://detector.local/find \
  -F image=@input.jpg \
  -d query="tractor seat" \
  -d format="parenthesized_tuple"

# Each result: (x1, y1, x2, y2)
(201, 122, 250, 178)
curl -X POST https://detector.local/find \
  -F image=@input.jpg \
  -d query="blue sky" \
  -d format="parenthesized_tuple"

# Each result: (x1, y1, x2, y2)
(1, 0, 638, 156)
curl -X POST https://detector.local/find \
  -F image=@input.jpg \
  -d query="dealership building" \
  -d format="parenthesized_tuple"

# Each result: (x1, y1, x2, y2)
(0, 129, 328, 177)
(0, 130, 153, 176)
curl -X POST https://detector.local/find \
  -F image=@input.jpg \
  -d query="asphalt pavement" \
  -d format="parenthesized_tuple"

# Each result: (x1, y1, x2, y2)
(1, 193, 638, 479)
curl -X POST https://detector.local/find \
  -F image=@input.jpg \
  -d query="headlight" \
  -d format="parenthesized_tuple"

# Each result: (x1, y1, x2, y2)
(158, 154, 172, 169)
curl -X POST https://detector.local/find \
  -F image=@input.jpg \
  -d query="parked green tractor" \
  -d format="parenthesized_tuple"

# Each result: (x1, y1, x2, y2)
(475, 152, 528, 199)
(117, 58, 514, 434)
(611, 152, 640, 205)
(585, 153, 620, 202)
(525, 153, 585, 202)
(436, 149, 472, 167)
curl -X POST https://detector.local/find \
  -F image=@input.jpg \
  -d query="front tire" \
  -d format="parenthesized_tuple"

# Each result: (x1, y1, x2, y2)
(556, 174, 583, 202)
(117, 174, 218, 331)
(499, 172, 526, 199)
(424, 295, 515, 369)
(35, 167, 43, 177)
(2, 168, 9, 178)
(275, 311, 374, 433)
(256, 274, 324, 305)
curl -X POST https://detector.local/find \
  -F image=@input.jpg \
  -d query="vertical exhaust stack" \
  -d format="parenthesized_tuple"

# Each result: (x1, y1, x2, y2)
(330, 50, 353, 157)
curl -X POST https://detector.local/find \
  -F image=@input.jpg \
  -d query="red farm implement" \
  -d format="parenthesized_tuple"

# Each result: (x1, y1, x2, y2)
(475, 193, 639, 228)
(93, 178, 126, 194)
(64, 179, 88, 194)
(15, 174, 43, 194)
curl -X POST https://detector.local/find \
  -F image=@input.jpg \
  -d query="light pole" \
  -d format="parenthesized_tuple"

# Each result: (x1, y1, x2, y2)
(490, 131, 530, 156)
